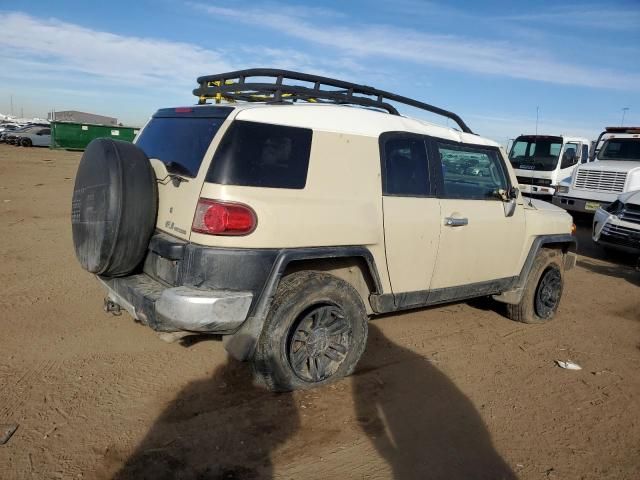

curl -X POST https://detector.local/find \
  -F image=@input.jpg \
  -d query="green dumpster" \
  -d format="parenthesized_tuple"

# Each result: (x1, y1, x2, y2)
(50, 122, 140, 150)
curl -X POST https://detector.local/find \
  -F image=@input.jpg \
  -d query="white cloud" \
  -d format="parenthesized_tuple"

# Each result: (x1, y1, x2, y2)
(192, 3, 640, 91)
(0, 12, 234, 88)
(500, 4, 640, 31)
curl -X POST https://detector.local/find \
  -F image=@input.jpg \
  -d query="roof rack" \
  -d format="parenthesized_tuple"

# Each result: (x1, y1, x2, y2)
(193, 68, 474, 134)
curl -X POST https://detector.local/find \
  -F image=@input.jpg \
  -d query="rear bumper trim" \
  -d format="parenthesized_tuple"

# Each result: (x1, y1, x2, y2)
(98, 275, 252, 333)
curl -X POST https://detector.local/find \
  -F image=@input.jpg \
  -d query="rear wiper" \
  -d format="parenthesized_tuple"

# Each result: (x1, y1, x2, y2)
(158, 162, 191, 186)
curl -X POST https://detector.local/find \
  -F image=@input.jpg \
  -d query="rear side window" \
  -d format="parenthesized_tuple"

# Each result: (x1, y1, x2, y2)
(437, 143, 509, 200)
(381, 136, 430, 196)
(207, 121, 312, 189)
(136, 117, 226, 177)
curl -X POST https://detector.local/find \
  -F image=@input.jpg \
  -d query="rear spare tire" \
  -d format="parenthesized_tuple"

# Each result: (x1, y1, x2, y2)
(71, 138, 157, 277)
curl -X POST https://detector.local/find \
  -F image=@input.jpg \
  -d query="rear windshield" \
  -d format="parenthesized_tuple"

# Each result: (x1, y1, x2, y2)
(509, 136, 563, 171)
(598, 138, 640, 161)
(206, 120, 312, 189)
(136, 116, 225, 177)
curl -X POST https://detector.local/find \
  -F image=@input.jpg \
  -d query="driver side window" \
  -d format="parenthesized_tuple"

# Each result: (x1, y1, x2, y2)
(436, 143, 509, 200)
(561, 143, 580, 168)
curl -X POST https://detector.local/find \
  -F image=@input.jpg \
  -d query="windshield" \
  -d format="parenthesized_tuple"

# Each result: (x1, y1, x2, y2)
(509, 137, 563, 171)
(597, 138, 640, 161)
(135, 116, 226, 177)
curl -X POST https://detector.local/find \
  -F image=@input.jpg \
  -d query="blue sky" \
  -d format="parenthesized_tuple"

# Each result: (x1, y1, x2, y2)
(1, 0, 638, 145)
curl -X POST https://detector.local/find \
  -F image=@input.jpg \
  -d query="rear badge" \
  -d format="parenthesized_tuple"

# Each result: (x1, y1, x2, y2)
(165, 220, 187, 235)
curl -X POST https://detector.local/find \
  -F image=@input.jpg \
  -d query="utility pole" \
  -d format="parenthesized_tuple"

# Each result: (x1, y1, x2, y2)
(535, 106, 539, 136)
(10, 94, 14, 116)
(621, 107, 630, 126)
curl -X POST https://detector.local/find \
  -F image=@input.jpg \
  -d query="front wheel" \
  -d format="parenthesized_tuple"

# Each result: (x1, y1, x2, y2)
(507, 249, 564, 324)
(21, 138, 32, 147)
(252, 271, 369, 392)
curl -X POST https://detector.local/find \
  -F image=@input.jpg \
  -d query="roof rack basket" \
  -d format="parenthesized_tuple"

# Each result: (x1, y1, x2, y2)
(193, 68, 473, 134)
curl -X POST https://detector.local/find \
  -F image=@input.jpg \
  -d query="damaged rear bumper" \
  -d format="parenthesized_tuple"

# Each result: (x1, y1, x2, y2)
(98, 275, 252, 333)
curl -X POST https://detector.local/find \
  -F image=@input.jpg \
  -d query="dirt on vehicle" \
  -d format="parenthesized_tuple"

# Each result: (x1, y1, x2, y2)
(0, 144, 639, 479)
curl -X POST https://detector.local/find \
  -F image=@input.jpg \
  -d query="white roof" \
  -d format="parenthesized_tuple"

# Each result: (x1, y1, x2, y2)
(194, 103, 500, 148)
(515, 134, 590, 143)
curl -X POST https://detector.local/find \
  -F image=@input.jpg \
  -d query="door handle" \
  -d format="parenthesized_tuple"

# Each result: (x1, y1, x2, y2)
(445, 217, 468, 227)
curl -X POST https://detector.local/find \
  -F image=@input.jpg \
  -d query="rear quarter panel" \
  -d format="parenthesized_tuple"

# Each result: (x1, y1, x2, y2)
(194, 131, 390, 290)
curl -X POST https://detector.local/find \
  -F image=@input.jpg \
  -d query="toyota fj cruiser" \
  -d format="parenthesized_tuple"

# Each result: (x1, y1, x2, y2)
(72, 69, 577, 391)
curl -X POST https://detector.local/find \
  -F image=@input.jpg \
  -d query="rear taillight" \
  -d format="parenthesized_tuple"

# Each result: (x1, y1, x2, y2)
(192, 199, 257, 236)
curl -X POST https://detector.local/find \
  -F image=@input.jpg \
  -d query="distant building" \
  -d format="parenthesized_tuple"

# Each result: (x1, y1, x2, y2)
(48, 110, 117, 126)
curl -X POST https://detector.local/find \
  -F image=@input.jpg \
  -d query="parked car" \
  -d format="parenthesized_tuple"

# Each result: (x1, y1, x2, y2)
(592, 190, 640, 254)
(0, 123, 23, 135)
(509, 135, 591, 198)
(70, 69, 577, 391)
(0, 125, 27, 143)
(553, 127, 640, 213)
(17, 127, 51, 147)
(1, 124, 48, 144)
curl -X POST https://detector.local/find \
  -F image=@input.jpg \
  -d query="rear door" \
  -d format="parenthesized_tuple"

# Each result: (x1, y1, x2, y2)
(380, 133, 441, 305)
(429, 140, 526, 291)
(134, 106, 233, 240)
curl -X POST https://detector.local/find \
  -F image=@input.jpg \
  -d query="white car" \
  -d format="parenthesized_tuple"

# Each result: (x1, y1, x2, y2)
(553, 127, 640, 213)
(593, 190, 640, 254)
(18, 127, 51, 147)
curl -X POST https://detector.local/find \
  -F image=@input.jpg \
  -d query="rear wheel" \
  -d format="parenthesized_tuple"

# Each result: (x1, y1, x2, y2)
(252, 271, 368, 392)
(507, 249, 564, 324)
(21, 138, 32, 147)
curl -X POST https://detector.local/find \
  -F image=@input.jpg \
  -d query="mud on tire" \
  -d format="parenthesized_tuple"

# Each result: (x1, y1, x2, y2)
(252, 271, 369, 392)
(507, 249, 565, 324)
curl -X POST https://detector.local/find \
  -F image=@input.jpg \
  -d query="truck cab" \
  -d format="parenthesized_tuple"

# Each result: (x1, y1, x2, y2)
(553, 127, 640, 213)
(509, 135, 591, 198)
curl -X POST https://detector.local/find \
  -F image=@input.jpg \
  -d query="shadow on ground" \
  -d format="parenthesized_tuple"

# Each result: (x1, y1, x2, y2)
(112, 324, 515, 480)
(112, 356, 297, 480)
(576, 258, 640, 288)
(353, 325, 516, 480)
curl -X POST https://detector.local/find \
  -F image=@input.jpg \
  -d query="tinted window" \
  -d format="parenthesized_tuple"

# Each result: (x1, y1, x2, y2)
(207, 121, 312, 189)
(437, 143, 508, 200)
(560, 142, 580, 168)
(381, 137, 430, 196)
(598, 139, 640, 161)
(136, 117, 225, 177)
(581, 144, 589, 163)
(509, 137, 563, 171)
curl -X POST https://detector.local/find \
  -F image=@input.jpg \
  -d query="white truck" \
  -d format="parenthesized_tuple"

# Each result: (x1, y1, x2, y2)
(508, 134, 591, 198)
(553, 127, 640, 213)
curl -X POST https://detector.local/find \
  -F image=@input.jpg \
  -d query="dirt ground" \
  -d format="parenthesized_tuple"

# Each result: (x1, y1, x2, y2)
(0, 144, 638, 480)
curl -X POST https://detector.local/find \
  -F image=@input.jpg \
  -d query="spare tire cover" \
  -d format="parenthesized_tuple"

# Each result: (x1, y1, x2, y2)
(72, 138, 157, 277)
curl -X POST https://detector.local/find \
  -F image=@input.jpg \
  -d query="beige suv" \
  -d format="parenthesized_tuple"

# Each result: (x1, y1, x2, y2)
(71, 69, 577, 391)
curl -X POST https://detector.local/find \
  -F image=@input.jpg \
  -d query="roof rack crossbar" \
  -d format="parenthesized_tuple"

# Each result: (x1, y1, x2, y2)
(193, 68, 473, 134)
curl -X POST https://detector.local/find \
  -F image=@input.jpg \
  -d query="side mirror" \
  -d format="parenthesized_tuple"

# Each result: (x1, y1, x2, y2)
(496, 187, 519, 202)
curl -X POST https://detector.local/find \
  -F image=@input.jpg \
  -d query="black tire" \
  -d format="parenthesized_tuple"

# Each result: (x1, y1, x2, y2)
(252, 271, 369, 392)
(71, 138, 157, 277)
(21, 138, 32, 147)
(507, 249, 564, 324)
